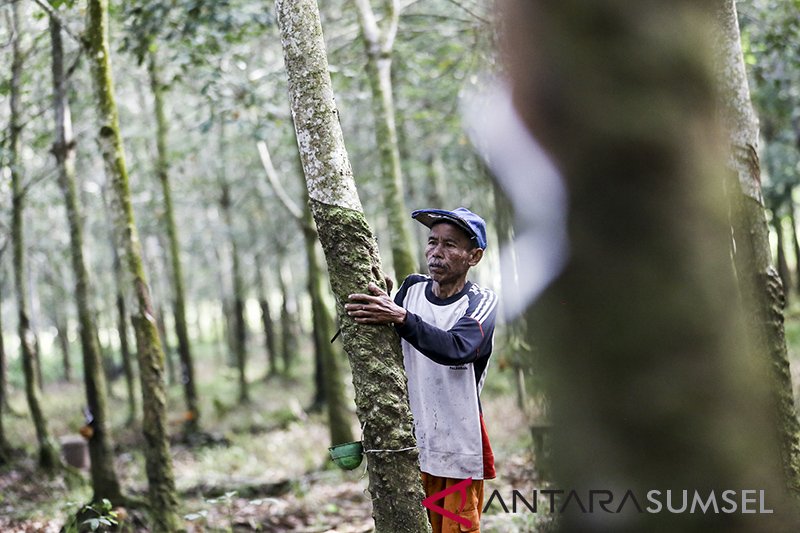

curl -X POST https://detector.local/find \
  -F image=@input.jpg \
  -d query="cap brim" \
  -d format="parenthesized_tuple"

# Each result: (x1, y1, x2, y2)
(412, 210, 477, 241)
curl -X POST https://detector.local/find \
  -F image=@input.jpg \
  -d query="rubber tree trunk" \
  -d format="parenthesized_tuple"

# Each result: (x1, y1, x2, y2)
(353, 0, 417, 282)
(278, 260, 299, 376)
(50, 14, 125, 502)
(772, 211, 793, 302)
(499, 0, 796, 529)
(789, 198, 800, 295)
(0, 291, 11, 463)
(715, 0, 800, 494)
(102, 186, 138, 423)
(156, 304, 176, 386)
(86, 1, 180, 528)
(148, 50, 199, 431)
(9, 0, 60, 472)
(301, 207, 354, 446)
(55, 319, 71, 382)
(218, 158, 249, 402)
(257, 137, 354, 438)
(493, 180, 534, 414)
(276, 2, 430, 531)
(253, 250, 278, 378)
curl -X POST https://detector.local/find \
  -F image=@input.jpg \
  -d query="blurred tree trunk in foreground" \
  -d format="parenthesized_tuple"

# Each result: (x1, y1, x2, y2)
(353, 0, 417, 282)
(50, 14, 125, 503)
(499, 0, 797, 530)
(9, 0, 60, 472)
(276, 1, 431, 531)
(86, 0, 180, 528)
(715, 0, 800, 493)
(148, 49, 200, 432)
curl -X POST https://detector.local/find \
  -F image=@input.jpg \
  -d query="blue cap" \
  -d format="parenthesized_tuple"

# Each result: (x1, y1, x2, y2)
(411, 207, 488, 249)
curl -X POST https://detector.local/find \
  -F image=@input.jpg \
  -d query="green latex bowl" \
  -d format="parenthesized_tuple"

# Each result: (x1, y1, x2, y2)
(329, 440, 364, 470)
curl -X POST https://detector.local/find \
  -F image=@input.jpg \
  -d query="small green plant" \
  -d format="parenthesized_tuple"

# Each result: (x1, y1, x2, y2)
(63, 499, 119, 532)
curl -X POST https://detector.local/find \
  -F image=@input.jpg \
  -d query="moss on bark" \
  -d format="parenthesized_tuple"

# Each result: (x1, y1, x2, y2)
(715, 0, 800, 495)
(502, 0, 797, 529)
(276, 1, 430, 530)
(149, 50, 200, 430)
(10, 0, 60, 472)
(86, 0, 180, 528)
(51, 14, 124, 503)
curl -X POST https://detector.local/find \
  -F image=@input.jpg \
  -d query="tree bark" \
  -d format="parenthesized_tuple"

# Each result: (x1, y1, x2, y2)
(353, 0, 417, 282)
(772, 211, 793, 303)
(217, 135, 249, 402)
(102, 185, 138, 423)
(789, 198, 800, 295)
(257, 139, 354, 443)
(0, 286, 11, 463)
(498, 0, 796, 529)
(278, 260, 299, 376)
(276, 2, 430, 531)
(148, 50, 199, 431)
(86, 0, 180, 528)
(50, 14, 125, 501)
(253, 250, 278, 378)
(9, 0, 60, 472)
(715, 0, 800, 494)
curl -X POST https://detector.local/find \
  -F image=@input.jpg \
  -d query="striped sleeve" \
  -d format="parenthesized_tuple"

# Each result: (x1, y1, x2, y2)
(396, 285, 498, 366)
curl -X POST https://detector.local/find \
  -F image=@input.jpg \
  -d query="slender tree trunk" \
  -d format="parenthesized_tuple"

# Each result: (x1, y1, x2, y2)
(55, 318, 71, 382)
(497, 0, 796, 529)
(493, 180, 534, 414)
(50, 14, 125, 501)
(353, 0, 417, 281)
(255, 259, 278, 378)
(0, 289, 11, 463)
(716, 0, 800, 493)
(148, 50, 199, 431)
(217, 148, 248, 402)
(789, 198, 800, 295)
(86, 1, 180, 528)
(256, 139, 352, 428)
(276, 2, 430, 530)
(772, 211, 793, 302)
(278, 261, 299, 376)
(102, 186, 138, 423)
(304, 224, 355, 445)
(156, 304, 176, 386)
(9, 0, 60, 472)
(247, 219, 278, 379)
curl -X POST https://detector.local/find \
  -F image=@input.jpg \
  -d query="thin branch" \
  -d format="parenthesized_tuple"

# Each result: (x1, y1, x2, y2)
(30, 0, 84, 45)
(384, 0, 399, 52)
(353, 0, 380, 46)
(256, 140, 304, 223)
(443, 0, 489, 25)
(1, 8, 15, 49)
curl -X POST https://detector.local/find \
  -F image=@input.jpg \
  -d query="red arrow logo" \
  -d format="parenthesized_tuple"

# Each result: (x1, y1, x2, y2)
(422, 477, 473, 529)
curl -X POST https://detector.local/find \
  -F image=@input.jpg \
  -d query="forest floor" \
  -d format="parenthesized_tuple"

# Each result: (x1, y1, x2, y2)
(0, 336, 551, 532)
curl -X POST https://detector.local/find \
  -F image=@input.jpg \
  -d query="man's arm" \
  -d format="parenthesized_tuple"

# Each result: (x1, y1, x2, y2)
(347, 282, 498, 366)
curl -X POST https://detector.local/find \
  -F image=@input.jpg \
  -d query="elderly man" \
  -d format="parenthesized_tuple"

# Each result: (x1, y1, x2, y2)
(346, 207, 497, 533)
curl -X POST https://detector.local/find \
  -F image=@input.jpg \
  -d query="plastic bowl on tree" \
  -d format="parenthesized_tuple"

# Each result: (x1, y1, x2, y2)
(328, 440, 364, 470)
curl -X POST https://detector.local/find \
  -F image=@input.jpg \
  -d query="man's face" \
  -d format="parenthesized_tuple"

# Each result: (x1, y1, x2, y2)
(425, 222, 483, 286)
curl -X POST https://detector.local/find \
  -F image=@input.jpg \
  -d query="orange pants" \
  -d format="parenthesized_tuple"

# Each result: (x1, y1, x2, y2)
(421, 472, 484, 533)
